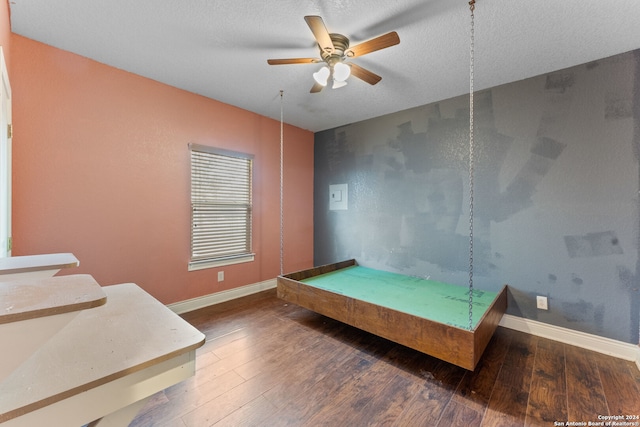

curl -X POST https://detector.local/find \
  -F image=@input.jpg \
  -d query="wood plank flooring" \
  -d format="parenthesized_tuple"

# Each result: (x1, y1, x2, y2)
(130, 289, 640, 427)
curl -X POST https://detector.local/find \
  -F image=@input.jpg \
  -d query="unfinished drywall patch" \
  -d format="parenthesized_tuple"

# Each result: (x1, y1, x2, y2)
(544, 72, 576, 93)
(561, 299, 605, 330)
(570, 274, 584, 286)
(605, 96, 633, 120)
(491, 141, 565, 222)
(564, 231, 624, 258)
(530, 137, 566, 159)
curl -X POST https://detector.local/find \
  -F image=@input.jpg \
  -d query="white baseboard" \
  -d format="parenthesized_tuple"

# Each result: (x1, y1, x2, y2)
(167, 278, 277, 315)
(499, 314, 640, 372)
(168, 288, 640, 372)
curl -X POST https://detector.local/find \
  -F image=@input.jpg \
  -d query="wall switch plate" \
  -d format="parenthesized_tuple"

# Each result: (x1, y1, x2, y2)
(218, 271, 224, 282)
(329, 184, 348, 211)
(536, 295, 548, 310)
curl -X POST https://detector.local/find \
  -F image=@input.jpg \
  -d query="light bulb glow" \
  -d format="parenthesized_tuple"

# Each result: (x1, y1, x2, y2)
(333, 62, 351, 82)
(332, 80, 347, 89)
(312, 66, 330, 86)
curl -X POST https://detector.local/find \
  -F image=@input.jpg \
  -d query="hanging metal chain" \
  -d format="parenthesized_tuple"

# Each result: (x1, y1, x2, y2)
(280, 90, 285, 276)
(468, 0, 475, 331)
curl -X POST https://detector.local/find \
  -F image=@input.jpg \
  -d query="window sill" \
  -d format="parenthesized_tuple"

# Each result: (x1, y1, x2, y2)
(188, 254, 255, 271)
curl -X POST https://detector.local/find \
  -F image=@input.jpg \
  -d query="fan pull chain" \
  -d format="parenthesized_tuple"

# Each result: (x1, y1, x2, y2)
(468, 0, 476, 331)
(279, 90, 285, 276)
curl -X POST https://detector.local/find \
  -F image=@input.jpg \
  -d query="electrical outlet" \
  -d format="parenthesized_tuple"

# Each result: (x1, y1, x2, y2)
(536, 295, 548, 310)
(217, 271, 224, 282)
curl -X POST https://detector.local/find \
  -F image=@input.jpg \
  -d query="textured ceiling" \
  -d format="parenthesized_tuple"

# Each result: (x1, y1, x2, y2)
(9, 0, 640, 132)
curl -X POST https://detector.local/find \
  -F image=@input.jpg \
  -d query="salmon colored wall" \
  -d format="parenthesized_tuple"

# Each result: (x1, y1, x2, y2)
(10, 34, 314, 304)
(1, 0, 9, 69)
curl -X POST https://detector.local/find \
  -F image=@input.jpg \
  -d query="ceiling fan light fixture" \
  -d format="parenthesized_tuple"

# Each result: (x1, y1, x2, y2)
(333, 62, 351, 82)
(313, 66, 330, 86)
(267, 16, 400, 93)
(332, 79, 347, 89)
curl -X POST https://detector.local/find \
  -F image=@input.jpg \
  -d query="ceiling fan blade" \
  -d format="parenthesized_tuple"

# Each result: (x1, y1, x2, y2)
(304, 15, 335, 54)
(349, 63, 382, 85)
(310, 82, 325, 93)
(267, 58, 321, 65)
(346, 31, 400, 58)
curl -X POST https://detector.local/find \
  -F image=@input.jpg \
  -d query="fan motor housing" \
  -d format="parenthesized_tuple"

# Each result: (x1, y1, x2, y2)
(320, 33, 350, 63)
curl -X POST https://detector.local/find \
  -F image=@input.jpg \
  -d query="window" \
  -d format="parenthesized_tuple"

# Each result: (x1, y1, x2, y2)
(189, 143, 254, 271)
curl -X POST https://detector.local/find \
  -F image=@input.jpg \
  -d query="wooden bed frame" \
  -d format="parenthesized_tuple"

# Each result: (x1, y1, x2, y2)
(277, 259, 507, 371)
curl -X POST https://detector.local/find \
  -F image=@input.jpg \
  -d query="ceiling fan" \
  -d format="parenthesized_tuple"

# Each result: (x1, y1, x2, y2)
(267, 16, 400, 93)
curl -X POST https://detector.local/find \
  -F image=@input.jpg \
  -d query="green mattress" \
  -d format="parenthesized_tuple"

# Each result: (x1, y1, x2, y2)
(300, 265, 498, 329)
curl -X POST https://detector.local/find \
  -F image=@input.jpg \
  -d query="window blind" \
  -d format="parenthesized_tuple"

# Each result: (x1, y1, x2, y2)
(190, 144, 253, 264)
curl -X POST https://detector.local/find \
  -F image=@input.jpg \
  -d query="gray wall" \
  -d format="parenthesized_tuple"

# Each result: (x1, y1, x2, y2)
(314, 49, 640, 344)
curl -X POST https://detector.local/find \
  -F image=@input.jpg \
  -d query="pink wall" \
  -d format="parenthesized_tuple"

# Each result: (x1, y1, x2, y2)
(1, 0, 9, 70)
(10, 34, 314, 304)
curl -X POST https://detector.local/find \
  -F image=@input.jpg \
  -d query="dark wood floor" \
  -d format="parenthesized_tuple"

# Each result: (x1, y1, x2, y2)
(130, 289, 640, 427)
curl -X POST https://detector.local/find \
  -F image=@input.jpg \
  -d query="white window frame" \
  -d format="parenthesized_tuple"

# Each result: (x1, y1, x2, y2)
(188, 143, 254, 271)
